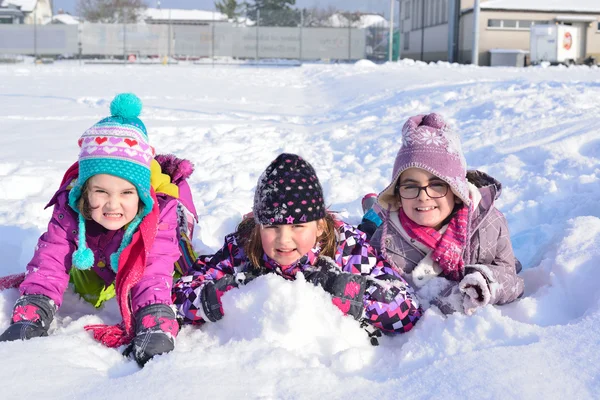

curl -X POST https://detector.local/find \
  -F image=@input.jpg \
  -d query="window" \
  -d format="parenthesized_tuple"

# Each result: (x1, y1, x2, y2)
(597, 22, 600, 31)
(518, 20, 533, 28)
(405, 0, 410, 19)
(488, 19, 502, 28)
(404, 31, 410, 50)
(487, 18, 544, 30)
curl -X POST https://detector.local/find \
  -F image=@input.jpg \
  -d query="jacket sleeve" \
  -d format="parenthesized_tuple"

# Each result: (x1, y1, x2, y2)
(20, 202, 75, 308)
(336, 223, 422, 333)
(467, 209, 524, 305)
(130, 198, 181, 314)
(172, 232, 247, 324)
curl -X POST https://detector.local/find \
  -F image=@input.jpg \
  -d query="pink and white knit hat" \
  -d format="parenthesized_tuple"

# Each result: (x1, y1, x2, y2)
(378, 113, 470, 211)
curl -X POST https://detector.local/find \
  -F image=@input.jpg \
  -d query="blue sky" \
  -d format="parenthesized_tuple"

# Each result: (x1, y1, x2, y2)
(54, 0, 392, 17)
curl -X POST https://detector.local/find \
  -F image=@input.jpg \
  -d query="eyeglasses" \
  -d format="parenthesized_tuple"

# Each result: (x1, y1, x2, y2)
(395, 181, 449, 199)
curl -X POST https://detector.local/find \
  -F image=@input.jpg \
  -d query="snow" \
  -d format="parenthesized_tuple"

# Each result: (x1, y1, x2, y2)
(0, 60, 599, 398)
(1, 0, 36, 12)
(144, 8, 228, 23)
(481, 0, 600, 13)
(51, 13, 79, 25)
(328, 13, 388, 28)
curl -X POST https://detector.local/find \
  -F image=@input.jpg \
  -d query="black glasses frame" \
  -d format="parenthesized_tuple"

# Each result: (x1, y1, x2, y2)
(394, 182, 449, 199)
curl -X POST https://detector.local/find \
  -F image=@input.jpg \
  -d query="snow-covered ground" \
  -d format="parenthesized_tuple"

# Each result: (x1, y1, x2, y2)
(0, 60, 599, 399)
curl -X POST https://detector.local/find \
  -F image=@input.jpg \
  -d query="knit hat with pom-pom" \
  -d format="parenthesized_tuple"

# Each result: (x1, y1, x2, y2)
(68, 93, 155, 272)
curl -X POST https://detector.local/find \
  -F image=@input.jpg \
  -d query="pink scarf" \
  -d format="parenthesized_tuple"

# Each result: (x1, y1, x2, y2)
(398, 206, 469, 281)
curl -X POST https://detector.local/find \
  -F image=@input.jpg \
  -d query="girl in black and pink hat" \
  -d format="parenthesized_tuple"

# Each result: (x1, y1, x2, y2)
(173, 153, 422, 341)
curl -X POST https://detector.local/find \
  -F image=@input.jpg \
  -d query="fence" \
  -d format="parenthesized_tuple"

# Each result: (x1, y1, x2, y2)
(0, 7, 399, 62)
(0, 23, 367, 62)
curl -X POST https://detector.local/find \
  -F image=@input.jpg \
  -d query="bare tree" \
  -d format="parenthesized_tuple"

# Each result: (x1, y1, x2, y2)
(77, 0, 147, 23)
(301, 5, 338, 27)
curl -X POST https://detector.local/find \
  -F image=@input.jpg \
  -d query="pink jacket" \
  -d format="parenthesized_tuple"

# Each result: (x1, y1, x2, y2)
(20, 181, 180, 314)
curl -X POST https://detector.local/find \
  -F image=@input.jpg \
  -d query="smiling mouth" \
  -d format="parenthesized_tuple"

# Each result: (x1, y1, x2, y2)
(416, 206, 437, 211)
(276, 249, 296, 254)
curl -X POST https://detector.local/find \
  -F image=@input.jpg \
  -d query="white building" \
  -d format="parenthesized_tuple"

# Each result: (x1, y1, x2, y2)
(0, 0, 52, 24)
(399, 0, 600, 65)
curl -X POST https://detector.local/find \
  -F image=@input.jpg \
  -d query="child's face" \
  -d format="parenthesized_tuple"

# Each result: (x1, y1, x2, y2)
(86, 174, 140, 231)
(260, 220, 324, 266)
(398, 168, 458, 230)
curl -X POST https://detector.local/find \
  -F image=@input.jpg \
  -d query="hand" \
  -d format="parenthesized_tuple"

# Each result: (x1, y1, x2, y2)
(303, 257, 368, 320)
(124, 304, 178, 367)
(198, 270, 261, 323)
(0, 294, 56, 342)
(459, 272, 491, 315)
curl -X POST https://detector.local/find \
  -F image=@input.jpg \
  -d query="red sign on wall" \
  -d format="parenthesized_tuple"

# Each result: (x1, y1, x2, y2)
(563, 32, 573, 50)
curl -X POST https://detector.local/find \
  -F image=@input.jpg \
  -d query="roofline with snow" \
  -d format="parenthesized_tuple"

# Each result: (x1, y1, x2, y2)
(462, 8, 600, 16)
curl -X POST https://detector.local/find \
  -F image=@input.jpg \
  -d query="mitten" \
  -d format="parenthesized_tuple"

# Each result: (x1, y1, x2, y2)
(0, 294, 56, 342)
(124, 304, 179, 367)
(199, 270, 260, 323)
(459, 271, 491, 315)
(303, 257, 368, 320)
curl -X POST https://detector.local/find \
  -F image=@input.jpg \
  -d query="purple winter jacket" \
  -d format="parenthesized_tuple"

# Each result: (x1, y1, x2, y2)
(371, 170, 524, 310)
(19, 182, 180, 314)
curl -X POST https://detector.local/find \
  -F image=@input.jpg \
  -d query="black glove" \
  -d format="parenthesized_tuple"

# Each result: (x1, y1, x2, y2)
(124, 304, 179, 367)
(200, 270, 260, 323)
(303, 258, 368, 320)
(0, 294, 56, 342)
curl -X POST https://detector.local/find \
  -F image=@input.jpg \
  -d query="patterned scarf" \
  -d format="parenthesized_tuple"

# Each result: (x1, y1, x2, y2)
(398, 205, 469, 281)
(262, 244, 321, 280)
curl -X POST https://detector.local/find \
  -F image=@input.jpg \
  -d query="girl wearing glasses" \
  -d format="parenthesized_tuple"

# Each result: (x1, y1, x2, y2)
(368, 113, 524, 315)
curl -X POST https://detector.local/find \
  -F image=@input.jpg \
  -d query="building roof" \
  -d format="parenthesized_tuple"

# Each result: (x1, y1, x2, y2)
(0, 0, 37, 12)
(52, 13, 79, 24)
(481, 0, 600, 13)
(328, 13, 388, 28)
(144, 8, 228, 22)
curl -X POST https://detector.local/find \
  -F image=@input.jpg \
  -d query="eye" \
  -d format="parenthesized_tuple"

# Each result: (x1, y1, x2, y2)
(122, 190, 136, 195)
(263, 225, 278, 230)
(401, 185, 418, 190)
(292, 224, 305, 229)
(429, 183, 446, 189)
(94, 189, 106, 194)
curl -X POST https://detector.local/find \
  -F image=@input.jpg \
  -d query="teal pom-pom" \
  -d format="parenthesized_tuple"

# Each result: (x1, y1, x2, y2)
(110, 93, 142, 119)
(73, 247, 94, 270)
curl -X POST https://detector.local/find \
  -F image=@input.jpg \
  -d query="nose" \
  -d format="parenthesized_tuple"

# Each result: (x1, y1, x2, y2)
(104, 195, 119, 210)
(277, 226, 293, 244)
(417, 187, 431, 201)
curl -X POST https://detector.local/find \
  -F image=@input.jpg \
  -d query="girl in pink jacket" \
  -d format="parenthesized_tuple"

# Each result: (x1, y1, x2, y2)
(0, 94, 193, 367)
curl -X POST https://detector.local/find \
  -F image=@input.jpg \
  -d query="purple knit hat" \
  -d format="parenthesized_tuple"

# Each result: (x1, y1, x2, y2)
(253, 153, 326, 225)
(378, 113, 470, 211)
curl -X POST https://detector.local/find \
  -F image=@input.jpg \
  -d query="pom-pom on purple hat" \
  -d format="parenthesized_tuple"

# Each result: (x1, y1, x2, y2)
(378, 113, 470, 211)
(254, 153, 326, 225)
